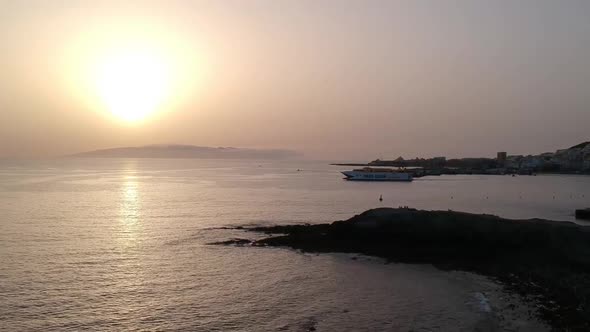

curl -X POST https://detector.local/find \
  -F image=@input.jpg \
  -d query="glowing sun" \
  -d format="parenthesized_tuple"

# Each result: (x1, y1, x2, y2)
(92, 48, 172, 122)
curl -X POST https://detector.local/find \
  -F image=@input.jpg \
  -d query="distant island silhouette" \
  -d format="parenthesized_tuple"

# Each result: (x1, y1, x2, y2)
(67, 144, 298, 159)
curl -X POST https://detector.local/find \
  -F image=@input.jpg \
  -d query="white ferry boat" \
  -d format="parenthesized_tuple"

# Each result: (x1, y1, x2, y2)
(341, 167, 413, 182)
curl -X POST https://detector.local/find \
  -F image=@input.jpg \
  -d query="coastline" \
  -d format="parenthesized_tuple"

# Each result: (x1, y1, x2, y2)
(331, 163, 590, 177)
(215, 208, 590, 330)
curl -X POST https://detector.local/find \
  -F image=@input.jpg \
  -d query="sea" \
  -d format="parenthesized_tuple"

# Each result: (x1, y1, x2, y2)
(2, 158, 589, 331)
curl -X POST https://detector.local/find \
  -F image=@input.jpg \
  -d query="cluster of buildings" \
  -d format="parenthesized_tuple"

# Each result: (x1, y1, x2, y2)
(367, 141, 590, 175)
(497, 142, 590, 173)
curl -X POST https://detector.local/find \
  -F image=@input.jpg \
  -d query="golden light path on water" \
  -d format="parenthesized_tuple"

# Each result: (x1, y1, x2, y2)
(119, 172, 142, 248)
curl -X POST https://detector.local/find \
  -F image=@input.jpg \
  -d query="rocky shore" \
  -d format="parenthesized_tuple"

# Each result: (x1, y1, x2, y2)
(215, 208, 590, 330)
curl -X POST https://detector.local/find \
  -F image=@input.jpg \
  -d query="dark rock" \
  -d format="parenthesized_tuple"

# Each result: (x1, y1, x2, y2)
(240, 208, 590, 330)
(575, 208, 590, 220)
(208, 238, 252, 246)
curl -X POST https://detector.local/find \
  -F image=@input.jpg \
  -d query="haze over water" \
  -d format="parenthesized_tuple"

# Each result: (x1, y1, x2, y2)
(2, 1, 590, 160)
(2, 0, 590, 330)
(3, 158, 586, 330)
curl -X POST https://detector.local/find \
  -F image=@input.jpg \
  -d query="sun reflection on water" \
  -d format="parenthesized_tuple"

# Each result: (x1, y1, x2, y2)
(119, 174, 142, 247)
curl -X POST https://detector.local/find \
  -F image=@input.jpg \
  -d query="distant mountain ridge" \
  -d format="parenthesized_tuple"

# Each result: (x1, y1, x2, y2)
(67, 144, 298, 159)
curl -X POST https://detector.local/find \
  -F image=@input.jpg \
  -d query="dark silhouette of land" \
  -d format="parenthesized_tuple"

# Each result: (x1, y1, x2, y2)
(334, 141, 590, 176)
(216, 208, 590, 330)
(66, 144, 298, 159)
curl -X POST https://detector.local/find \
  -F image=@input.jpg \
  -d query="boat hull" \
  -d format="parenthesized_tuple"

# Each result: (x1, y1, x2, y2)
(341, 171, 413, 182)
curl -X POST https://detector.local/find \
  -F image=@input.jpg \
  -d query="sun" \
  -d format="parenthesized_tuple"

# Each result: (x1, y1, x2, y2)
(92, 47, 172, 122)
(63, 25, 205, 123)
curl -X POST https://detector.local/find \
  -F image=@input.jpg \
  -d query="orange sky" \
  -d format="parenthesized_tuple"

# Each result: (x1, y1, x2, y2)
(1, 1, 589, 160)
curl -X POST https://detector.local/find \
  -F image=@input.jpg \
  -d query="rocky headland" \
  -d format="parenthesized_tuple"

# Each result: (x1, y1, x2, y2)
(215, 208, 590, 330)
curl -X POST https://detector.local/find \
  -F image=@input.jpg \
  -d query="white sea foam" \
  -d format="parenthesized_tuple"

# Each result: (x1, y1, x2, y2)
(474, 292, 492, 313)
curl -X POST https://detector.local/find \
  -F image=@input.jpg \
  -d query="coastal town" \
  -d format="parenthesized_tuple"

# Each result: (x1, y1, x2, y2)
(341, 141, 590, 176)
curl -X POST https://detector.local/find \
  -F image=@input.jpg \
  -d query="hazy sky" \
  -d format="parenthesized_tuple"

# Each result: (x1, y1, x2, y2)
(1, 0, 589, 160)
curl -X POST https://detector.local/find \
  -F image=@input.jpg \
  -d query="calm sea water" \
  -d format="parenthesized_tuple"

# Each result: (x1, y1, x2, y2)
(2, 158, 588, 331)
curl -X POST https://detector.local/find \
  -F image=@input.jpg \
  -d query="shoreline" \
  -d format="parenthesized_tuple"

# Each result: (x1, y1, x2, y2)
(215, 208, 590, 330)
(331, 163, 590, 176)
